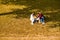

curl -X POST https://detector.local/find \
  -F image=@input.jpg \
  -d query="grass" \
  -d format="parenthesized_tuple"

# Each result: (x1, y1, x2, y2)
(0, 0, 60, 40)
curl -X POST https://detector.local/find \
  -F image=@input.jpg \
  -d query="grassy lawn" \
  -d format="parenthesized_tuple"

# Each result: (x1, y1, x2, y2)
(0, 0, 60, 40)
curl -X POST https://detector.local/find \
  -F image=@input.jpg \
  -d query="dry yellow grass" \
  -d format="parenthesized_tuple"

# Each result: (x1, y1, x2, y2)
(0, 36, 60, 40)
(0, 15, 60, 40)
(0, 4, 28, 13)
(0, 4, 60, 40)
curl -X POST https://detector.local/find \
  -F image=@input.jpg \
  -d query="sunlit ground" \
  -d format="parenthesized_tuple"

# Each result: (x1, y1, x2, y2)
(0, 0, 60, 40)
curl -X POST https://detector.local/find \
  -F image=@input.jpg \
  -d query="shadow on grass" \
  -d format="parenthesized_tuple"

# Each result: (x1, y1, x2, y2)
(0, 8, 32, 18)
(0, 9, 60, 28)
(44, 11, 60, 28)
(0, 0, 60, 28)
